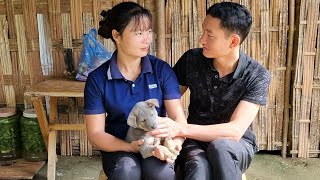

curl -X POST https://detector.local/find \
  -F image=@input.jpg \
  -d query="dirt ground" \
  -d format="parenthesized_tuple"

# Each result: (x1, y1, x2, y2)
(246, 151, 320, 180)
(33, 151, 320, 180)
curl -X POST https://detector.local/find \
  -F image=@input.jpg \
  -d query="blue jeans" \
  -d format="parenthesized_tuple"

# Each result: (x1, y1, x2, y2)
(177, 138, 255, 180)
(101, 151, 175, 180)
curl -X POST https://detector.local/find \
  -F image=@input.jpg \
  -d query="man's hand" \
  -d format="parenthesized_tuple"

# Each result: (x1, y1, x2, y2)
(152, 146, 174, 163)
(149, 117, 183, 138)
(173, 137, 184, 151)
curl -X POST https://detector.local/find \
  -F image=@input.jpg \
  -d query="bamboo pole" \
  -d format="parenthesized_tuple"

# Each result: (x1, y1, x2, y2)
(282, 0, 295, 158)
(5, 0, 16, 39)
(156, 0, 165, 60)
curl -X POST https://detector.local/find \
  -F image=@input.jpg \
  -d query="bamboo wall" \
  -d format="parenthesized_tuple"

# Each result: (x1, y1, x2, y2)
(291, 0, 320, 158)
(0, 0, 315, 157)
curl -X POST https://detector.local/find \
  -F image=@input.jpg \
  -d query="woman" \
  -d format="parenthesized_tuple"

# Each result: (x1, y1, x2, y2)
(84, 2, 186, 180)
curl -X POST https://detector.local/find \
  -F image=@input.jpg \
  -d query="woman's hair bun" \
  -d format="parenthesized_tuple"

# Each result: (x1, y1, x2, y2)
(98, 9, 112, 39)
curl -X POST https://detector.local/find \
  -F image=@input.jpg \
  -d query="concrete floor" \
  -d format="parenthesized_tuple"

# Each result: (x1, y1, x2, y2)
(33, 152, 320, 180)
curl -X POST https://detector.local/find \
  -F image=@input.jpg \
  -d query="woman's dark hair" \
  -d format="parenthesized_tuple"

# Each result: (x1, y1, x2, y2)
(207, 2, 252, 44)
(98, 2, 152, 42)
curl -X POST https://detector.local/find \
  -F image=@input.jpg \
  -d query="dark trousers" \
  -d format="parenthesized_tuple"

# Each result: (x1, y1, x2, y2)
(177, 138, 255, 180)
(101, 151, 175, 180)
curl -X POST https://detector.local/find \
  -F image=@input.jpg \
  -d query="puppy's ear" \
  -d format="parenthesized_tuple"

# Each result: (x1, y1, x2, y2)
(145, 99, 159, 108)
(127, 109, 138, 128)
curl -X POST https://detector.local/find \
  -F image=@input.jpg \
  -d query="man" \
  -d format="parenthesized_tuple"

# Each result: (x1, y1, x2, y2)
(151, 2, 270, 180)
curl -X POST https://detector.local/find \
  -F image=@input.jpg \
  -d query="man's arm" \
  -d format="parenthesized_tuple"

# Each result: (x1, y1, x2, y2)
(151, 100, 259, 142)
(180, 100, 259, 142)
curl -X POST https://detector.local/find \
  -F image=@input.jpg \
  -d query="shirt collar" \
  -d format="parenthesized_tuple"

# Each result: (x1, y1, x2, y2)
(206, 50, 248, 80)
(107, 50, 153, 80)
(232, 50, 248, 79)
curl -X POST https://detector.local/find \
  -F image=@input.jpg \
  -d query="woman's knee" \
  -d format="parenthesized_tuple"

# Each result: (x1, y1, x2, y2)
(102, 153, 141, 180)
(142, 157, 175, 180)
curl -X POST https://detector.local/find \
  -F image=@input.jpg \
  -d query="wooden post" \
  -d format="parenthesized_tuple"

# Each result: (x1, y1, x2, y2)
(282, 0, 295, 158)
(31, 96, 49, 149)
(156, 0, 165, 60)
(47, 130, 57, 180)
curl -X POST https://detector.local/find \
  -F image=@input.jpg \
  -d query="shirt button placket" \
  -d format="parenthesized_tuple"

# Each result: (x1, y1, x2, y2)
(131, 83, 137, 95)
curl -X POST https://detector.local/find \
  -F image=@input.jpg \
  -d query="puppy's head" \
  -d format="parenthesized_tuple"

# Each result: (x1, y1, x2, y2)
(127, 99, 159, 131)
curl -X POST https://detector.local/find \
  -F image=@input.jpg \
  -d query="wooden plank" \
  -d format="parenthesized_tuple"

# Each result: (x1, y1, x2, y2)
(0, 159, 45, 180)
(24, 79, 85, 97)
(47, 130, 57, 180)
(49, 124, 86, 131)
(31, 96, 49, 149)
(49, 97, 58, 124)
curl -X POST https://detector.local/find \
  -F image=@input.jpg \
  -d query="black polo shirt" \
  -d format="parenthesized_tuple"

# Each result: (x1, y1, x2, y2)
(173, 48, 270, 146)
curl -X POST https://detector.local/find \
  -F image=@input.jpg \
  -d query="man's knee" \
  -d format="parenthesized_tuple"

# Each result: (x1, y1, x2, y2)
(207, 139, 235, 160)
(208, 139, 233, 151)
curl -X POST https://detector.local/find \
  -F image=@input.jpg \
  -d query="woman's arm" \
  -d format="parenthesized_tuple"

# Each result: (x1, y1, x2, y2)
(152, 98, 187, 162)
(164, 99, 187, 147)
(85, 114, 143, 152)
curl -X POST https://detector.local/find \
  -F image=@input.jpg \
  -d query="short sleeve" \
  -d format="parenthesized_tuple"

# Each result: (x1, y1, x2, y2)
(242, 68, 270, 105)
(161, 63, 181, 100)
(173, 51, 189, 86)
(84, 73, 106, 114)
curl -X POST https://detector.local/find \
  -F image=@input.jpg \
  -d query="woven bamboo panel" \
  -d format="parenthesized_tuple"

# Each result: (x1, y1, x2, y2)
(291, 0, 320, 158)
(208, 0, 289, 151)
(165, 0, 206, 116)
(0, 0, 291, 155)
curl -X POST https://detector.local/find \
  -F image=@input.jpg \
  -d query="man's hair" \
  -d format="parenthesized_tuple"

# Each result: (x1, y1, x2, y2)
(207, 2, 252, 44)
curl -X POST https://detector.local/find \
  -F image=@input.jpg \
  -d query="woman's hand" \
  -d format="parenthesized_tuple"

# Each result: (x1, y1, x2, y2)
(129, 139, 144, 153)
(149, 117, 183, 138)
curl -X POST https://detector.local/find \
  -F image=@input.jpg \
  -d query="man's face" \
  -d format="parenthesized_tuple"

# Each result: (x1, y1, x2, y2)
(199, 16, 233, 58)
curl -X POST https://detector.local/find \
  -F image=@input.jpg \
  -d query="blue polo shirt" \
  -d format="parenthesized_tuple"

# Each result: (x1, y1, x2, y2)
(84, 51, 181, 140)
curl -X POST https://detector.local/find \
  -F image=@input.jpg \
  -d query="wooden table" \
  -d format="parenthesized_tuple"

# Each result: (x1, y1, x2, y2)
(24, 79, 86, 180)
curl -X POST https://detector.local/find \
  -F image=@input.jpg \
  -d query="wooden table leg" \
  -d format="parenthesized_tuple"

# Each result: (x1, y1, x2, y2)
(31, 96, 49, 149)
(49, 97, 58, 124)
(49, 97, 59, 163)
(32, 96, 58, 179)
(47, 130, 57, 180)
